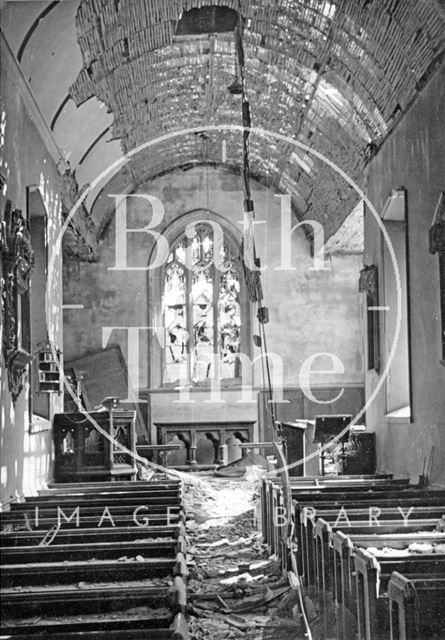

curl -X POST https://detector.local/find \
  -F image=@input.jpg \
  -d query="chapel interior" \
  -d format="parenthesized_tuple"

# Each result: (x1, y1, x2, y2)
(1, 1, 445, 639)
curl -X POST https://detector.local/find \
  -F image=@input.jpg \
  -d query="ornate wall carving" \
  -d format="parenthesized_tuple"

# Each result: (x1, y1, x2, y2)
(1, 200, 34, 403)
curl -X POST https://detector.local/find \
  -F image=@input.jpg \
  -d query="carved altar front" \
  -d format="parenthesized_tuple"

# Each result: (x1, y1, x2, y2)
(155, 421, 255, 469)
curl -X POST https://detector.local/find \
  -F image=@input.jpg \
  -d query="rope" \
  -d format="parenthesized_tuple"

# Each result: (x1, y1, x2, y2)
(259, 316, 277, 433)
(290, 554, 314, 640)
(38, 523, 60, 546)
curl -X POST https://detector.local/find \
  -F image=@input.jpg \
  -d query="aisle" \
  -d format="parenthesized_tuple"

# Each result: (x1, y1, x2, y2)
(182, 473, 308, 640)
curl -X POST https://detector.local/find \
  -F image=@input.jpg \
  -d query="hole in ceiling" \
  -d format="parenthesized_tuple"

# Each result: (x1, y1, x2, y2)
(175, 6, 239, 36)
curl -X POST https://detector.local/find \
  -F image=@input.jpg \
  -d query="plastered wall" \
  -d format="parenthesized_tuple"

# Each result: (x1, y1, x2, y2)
(0, 42, 64, 503)
(364, 61, 445, 486)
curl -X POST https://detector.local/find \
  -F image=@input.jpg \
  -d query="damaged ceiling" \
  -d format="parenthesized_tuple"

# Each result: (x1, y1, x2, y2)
(3, 0, 445, 243)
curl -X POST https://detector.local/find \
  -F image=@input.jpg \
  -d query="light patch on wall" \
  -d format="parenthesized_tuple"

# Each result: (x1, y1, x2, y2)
(323, 200, 364, 255)
(0, 110, 9, 195)
(39, 170, 63, 352)
(381, 189, 406, 221)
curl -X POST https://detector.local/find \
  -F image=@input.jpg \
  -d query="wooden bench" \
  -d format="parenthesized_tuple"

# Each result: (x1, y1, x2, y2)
(354, 545, 445, 640)
(1, 576, 187, 625)
(332, 528, 445, 640)
(10, 492, 182, 508)
(1, 505, 184, 529)
(261, 473, 445, 640)
(0, 478, 189, 639)
(0, 612, 188, 639)
(260, 476, 405, 545)
(310, 524, 445, 639)
(302, 511, 444, 586)
(261, 475, 444, 563)
(36, 486, 182, 499)
(288, 474, 394, 483)
(295, 499, 445, 578)
(0, 523, 185, 547)
(1, 535, 185, 564)
(2, 552, 187, 588)
(388, 571, 445, 640)
(44, 479, 182, 492)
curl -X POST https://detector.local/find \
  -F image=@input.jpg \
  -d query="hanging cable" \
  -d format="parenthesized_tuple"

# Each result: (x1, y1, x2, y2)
(233, 4, 278, 436)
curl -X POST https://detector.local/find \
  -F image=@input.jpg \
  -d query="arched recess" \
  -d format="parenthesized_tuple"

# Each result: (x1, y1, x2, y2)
(147, 208, 253, 390)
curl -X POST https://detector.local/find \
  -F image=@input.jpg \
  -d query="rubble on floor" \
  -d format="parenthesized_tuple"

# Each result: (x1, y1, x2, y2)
(183, 473, 307, 640)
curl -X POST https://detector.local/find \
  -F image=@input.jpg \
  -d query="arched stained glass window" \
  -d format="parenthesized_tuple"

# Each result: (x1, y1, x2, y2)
(163, 222, 243, 384)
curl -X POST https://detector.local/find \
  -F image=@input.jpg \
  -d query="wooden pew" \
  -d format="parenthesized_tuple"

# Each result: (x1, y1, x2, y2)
(288, 474, 394, 482)
(1, 513, 185, 531)
(311, 524, 444, 640)
(261, 476, 410, 556)
(45, 479, 182, 491)
(264, 476, 443, 528)
(37, 485, 182, 500)
(0, 523, 185, 548)
(260, 476, 402, 546)
(0, 612, 189, 639)
(261, 474, 445, 640)
(0, 505, 184, 530)
(294, 499, 445, 572)
(290, 491, 445, 507)
(388, 571, 445, 640)
(1, 552, 187, 588)
(261, 475, 445, 564)
(10, 494, 182, 509)
(332, 528, 445, 640)
(0, 613, 188, 638)
(302, 511, 444, 586)
(0, 478, 189, 639)
(1, 535, 185, 564)
(291, 480, 410, 497)
(6, 487, 182, 503)
(2, 480, 184, 532)
(1, 575, 187, 626)
(354, 545, 445, 640)
(335, 531, 444, 619)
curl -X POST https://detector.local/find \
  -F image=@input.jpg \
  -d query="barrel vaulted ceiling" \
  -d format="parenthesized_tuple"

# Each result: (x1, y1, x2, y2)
(2, 0, 445, 241)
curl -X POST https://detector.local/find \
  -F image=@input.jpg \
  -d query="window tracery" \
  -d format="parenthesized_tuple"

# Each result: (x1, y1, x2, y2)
(163, 222, 243, 384)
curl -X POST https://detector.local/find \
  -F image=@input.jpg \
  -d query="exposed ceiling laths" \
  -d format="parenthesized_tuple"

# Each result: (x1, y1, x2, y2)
(69, 0, 445, 239)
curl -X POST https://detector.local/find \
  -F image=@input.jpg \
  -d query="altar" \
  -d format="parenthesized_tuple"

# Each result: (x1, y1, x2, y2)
(154, 421, 255, 469)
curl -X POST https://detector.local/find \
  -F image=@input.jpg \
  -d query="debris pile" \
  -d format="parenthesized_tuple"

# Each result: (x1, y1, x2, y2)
(183, 474, 306, 640)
